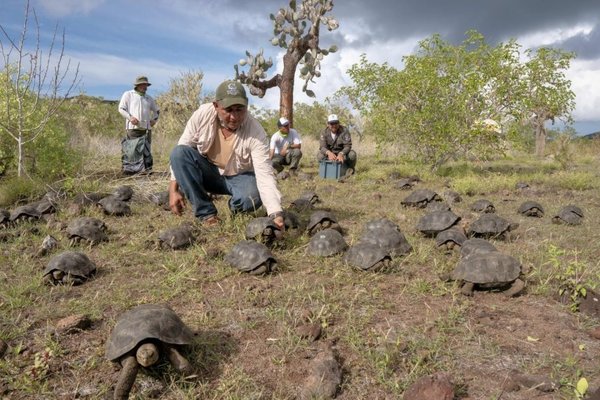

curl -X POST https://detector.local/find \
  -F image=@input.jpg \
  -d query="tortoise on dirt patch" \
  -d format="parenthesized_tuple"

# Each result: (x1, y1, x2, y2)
(443, 190, 462, 204)
(359, 226, 412, 256)
(401, 189, 440, 208)
(67, 217, 108, 245)
(426, 201, 451, 212)
(515, 182, 530, 190)
(0, 209, 9, 228)
(225, 240, 277, 275)
(451, 252, 525, 296)
(394, 178, 415, 190)
(552, 205, 584, 225)
(105, 304, 194, 400)
(435, 227, 468, 251)
(416, 211, 460, 237)
(344, 242, 392, 272)
(459, 238, 498, 260)
(98, 196, 132, 216)
(112, 185, 134, 202)
(158, 226, 195, 250)
(517, 201, 544, 217)
(307, 228, 348, 257)
(364, 218, 400, 232)
(9, 205, 42, 223)
(43, 251, 96, 285)
(245, 217, 281, 245)
(468, 214, 515, 239)
(307, 211, 342, 236)
(471, 199, 495, 213)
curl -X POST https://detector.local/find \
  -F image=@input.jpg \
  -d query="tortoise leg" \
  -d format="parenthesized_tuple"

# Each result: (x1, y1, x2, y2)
(114, 354, 139, 400)
(163, 344, 193, 375)
(503, 278, 525, 297)
(136, 342, 159, 367)
(460, 282, 475, 296)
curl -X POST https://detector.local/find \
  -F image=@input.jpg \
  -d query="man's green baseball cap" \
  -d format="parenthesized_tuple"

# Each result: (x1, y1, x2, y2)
(215, 80, 248, 108)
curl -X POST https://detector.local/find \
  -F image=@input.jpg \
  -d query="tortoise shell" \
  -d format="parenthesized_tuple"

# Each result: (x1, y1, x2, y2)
(401, 189, 440, 208)
(344, 242, 391, 272)
(67, 217, 108, 244)
(426, 201, 451, 212)
(289, 198, 314, 212)
(43, 251, 96, 285)
(30, 198, 57, 215)
(298, 191, 320, 205)
(0, 209, 10, 226)
(282, 210, 302, 230)
(394, 178, 414, 190)
(9, 205, 42, 222)
(307, 229, 348, 257)
(158, 226, 195, 250)
(112, 185, 134, 202)
(471, 199, 495, 213)
(416, 211, 460, 236)
(359, 226, 412, 256)
(435, 228, 468, 248)
(518, 201, 544, 217)
(452, 252, 521, 287)
(72, 192, 109, 206)
(150, 191, 171, 211)
(307, 211, 340, 235)
(552, 205, 584, 225)
(105, 304, 194, 362)
(459, 238, 497, 260)
(468, 214, 512, 238)
(364, 218, 400, 232)
(245, 217, 280, 244)
(98, 196, 131, 216)
(225, 240, 277, 274)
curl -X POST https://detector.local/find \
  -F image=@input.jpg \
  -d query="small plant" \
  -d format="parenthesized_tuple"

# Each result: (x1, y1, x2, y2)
(27, 347, 54, 380)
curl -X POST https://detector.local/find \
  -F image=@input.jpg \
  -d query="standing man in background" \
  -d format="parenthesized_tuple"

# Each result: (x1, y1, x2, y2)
(118, 75, 160, 175)
(269, 117, 303, 174)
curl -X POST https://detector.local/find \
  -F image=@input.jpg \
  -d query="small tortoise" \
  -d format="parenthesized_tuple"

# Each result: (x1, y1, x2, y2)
(443, 190, 462, 204)
(552, 205, 584, 225)
(158, 226, 195, 250)
(307, 228, 348, 257)
(9, 205, 42, 223)
(344, 242, 392, 272)
(289, 198, 314, 212)
(112, 185, 134, 202)
(426, 201, 451, 212)
(43, 251, 96, 285)
(435, 227, 468, 251)
(106, 304, 194, 400)
(364, 218, 400, 232)
(72, 192, 110, 206)
(282, 210, 302, 230)
(471, 199, 495, 213)
(299, 191, 320, 205)
(306, 211, 342, 236)
(518, 201, 544, 217)
(98, 196, 132, 216)
(225, 240, 277, 275)
(401, 189, 440, 208)
(359, 226, 412, 257)
(459, 238, 498, 260)
(451, 252, 525, 296)
(245, 217, 281, 245)
(416, 211, 460, 236)
(394, 178, 415, 190)
(30, 198, 57, 215)
(468, 214, 514, 239)
(149, 191, 171, 211)
(67, 217, 108, 245)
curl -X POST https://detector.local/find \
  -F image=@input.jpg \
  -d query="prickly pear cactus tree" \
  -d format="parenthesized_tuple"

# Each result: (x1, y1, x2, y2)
(234, 0, 339, 125)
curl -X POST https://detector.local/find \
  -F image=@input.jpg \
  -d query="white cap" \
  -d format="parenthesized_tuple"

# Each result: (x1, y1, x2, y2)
(327, 114, 339, 123)
(278, 117, 290, 127)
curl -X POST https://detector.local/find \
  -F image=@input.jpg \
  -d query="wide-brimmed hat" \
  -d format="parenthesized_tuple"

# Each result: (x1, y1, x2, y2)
(215, 80, 248, 108)
(133, 76, 151, 87)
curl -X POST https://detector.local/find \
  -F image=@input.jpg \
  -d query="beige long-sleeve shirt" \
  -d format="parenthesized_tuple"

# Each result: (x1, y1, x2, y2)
(170, 103, 283, 216)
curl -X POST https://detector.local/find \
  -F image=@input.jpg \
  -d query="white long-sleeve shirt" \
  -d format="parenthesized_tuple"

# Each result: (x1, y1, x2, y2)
(118, 90, 159, 130)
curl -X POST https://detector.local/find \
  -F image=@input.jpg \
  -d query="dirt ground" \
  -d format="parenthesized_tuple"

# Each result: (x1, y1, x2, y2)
(1, 160, 600, 400)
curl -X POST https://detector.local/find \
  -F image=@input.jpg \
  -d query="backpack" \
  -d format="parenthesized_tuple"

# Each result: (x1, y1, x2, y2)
(121, 135, 146, 173)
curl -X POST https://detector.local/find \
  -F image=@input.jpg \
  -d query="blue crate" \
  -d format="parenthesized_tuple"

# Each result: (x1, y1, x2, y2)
(319, 160, 348, 180)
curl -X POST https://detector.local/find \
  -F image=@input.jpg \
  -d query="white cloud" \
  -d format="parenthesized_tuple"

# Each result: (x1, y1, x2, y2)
(35, 0, 106, 17)
(567, 59, 600, 121)
(517, 23, 594, 50)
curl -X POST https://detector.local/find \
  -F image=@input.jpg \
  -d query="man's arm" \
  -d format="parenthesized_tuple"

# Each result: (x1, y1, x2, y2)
(168, 180, 186, 216)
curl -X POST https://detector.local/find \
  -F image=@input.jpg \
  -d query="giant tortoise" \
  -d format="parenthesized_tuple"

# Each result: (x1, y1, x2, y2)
(416, 211, 460, 237)
(552, 205, 584, 225)
(307, 228, 348, 257)
(344, 242, 392, 272)
(468, 214, 515, 239)
(105, 304, 194, 399)
(67, 217, 108, 245)
(225, 240, 277, 275)
(518, 201, 544, 217)
(43, 251, 96, 285)
(359, 226, 412, 257)
(401, 189, 440, 208)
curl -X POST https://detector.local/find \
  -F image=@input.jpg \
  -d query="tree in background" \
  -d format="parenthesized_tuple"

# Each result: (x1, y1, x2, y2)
(234, 0, 339, 125)
(0, 0, 80, 177)
(339, 31, 575, 169)
(519, 47, 575, 157)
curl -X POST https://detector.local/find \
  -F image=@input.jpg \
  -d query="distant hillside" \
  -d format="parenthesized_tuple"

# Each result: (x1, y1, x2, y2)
(581, 131, 600, 139)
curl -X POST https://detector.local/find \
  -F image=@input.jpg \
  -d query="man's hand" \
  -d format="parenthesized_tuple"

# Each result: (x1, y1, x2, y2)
(273, 215, 285, 231)
(168, 181, 186, 215)
(130, 116, 140, 125)
(327, 151, 337, 161)
(336, 152, 345, 163)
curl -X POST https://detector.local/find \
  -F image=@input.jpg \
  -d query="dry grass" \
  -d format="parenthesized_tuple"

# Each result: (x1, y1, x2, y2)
(1, 141, 600, 399)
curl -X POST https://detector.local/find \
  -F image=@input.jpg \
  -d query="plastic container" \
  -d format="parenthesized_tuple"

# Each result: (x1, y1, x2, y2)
(319, 160, 348, 180)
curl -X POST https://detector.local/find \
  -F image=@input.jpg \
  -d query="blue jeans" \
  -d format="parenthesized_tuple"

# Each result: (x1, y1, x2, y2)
(169, 145, 262, 219)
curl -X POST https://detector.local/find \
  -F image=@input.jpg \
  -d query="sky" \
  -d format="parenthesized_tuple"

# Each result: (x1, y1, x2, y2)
(3, 0, 600, 135)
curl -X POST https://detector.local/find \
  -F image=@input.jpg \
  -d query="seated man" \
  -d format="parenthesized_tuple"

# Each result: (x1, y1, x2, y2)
(168, 80, 284, 229)
(269, 117, 303, 173)
(317, 114, 357, 174)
